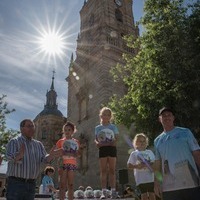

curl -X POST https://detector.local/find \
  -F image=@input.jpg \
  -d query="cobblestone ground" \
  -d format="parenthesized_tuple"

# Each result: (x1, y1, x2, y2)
(0, 198, 135, 200)
(35, 198, 135, 200)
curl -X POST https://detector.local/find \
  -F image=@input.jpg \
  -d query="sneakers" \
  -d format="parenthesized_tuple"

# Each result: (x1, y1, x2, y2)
(100, 190, 107, 199)
(111, 190, 118, 199)
(100, 193, 106, 199)
(100, 189, 119, 199)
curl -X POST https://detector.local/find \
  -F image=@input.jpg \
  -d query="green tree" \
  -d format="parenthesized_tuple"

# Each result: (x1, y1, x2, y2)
(110, 0, 200, 142)
(0, 95, 18, 159)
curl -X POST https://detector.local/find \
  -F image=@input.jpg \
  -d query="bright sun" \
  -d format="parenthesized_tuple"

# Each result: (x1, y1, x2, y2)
(38, 31, 65, 56)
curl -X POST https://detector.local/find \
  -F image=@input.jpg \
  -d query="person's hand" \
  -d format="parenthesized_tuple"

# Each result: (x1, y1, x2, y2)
(15, 143, 25, 162)
(51, 146, 64, 157)
(47, 146, 64, 162)
(136, 162, 147, 169)
(94, 139, 99, 147)
(52, 187, 59, 193)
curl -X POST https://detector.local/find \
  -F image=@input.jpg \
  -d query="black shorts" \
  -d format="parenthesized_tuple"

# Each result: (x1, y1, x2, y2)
(137, 182, 154, 194)
(99, 146, 117, 158)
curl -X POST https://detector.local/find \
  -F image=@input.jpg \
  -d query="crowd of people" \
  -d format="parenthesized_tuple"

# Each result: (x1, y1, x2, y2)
(3, 106, 200, 200)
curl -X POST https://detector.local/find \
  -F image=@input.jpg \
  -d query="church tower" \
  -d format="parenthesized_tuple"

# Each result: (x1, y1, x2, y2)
(34, 72, 67, 187)
(34, 71, 66, 152)
(67, 0, 138, 188)
(33, 71, 67, 186)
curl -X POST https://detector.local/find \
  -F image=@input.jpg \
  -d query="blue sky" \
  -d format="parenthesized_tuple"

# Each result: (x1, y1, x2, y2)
(0, 0, 145, 131)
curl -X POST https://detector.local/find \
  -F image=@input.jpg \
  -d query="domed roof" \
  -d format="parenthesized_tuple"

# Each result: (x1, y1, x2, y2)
(37, 107, 63, 117)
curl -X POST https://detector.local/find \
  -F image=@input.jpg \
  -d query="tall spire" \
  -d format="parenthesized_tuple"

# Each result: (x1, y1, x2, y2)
(70, 53, 74, 62)
(50, 70, 55, 90)
(45, 70, 57, 108)
(35, 70, 63, 118)
(69, 53, 74, 68)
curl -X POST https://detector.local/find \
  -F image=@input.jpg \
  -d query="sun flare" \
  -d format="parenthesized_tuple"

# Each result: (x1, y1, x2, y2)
(38, 31, 65, 56)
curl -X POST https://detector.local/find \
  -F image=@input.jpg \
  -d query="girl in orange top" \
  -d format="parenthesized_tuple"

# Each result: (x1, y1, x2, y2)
(56, 121, 80, 200)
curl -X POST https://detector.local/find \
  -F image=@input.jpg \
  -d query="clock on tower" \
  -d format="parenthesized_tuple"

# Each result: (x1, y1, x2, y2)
(114, 0, 122, 7)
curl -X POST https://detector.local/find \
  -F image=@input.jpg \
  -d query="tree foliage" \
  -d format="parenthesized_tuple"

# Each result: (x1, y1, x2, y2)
(0, 95, 18, 158)
(110, 0, 200, 142)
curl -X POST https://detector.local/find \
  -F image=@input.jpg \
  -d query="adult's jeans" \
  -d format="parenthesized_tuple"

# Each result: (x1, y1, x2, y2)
(6, 177, 36, 200)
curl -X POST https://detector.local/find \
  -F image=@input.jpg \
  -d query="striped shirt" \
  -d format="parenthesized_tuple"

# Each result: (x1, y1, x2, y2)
(6, 135, 48, 179)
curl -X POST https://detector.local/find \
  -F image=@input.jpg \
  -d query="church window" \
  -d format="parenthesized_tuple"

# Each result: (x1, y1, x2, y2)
(42, 130, 47, 139)
(81, 98, 87, 120)
(89, 14, 94, 26)
(115, 9, 123, 22)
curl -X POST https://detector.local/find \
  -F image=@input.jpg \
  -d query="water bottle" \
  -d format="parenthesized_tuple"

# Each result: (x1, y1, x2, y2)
(39, 184, 43, 194)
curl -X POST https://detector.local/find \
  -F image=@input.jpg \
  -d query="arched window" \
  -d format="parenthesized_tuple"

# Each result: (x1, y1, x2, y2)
(115, 9, 123, 23)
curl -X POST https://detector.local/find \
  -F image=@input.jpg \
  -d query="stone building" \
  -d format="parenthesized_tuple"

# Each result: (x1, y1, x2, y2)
(34, 72, 67, 187)
(66, 0, 138, 190)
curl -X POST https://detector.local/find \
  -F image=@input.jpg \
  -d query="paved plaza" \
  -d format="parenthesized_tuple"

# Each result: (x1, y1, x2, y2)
(0, 198, 135, 200)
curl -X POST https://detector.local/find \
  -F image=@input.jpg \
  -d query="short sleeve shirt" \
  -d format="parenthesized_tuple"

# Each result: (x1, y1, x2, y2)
(154, 126, 200, 191)
(42, 175, 54, 194)
(95, 124, 119, 144)
(127, 149, 155, 185)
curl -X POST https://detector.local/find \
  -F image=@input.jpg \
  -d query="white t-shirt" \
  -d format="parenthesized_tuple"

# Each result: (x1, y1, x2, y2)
(127, 149, 155, 185)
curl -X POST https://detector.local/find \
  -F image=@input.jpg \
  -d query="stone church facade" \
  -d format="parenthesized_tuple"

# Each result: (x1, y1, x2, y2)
(34, 72, 67, 187)
(67, 0, 138, 189)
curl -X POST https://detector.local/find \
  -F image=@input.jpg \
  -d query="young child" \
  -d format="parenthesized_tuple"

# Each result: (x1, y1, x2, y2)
(127, 133, 156, 200)
(95, 107, 119, 199)
(42, 166, 58, 195)
(56, 121, 80, 200)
